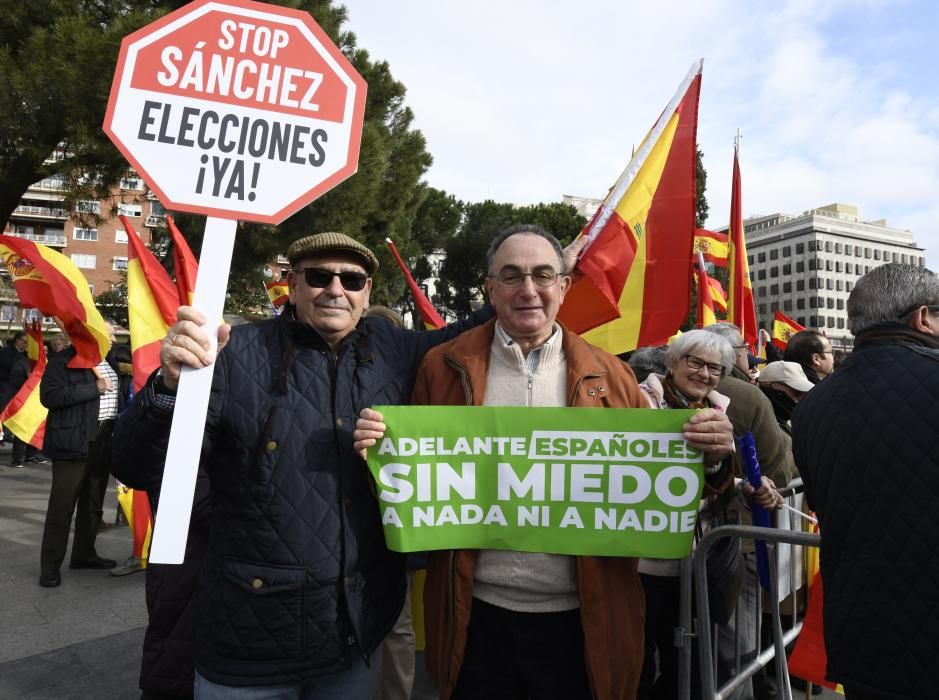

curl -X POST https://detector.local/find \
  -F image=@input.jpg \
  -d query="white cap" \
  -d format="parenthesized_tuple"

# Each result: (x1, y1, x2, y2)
(757, 361, 814, 393)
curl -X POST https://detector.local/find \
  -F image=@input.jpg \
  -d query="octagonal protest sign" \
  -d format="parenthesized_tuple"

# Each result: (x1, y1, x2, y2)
(104, 0, 367, 224)
(103, 0, 367, 564)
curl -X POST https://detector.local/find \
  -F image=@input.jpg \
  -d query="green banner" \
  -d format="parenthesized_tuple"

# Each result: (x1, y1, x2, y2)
(366, 406, 705, 558)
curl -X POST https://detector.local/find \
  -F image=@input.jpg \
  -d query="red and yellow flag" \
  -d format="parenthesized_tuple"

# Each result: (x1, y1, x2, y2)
(166, 215, 199, 305)
(708, 276, 728, 313)
(265, 280, 290, 309)
(0, 321, 48, 448)
(557, 60, 703, 353)
(695, 252, 717, 328)
(0, 235, 110, 368)
(771, 310, 805, 351)
(386, 238, 445, 330)
(122, 216, 179, 393)
(727, 145, 758, 348)
(694, 229, 729, 267)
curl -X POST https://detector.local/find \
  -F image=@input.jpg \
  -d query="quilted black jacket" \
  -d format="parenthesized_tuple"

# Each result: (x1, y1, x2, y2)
(112, 307, 492, 687)
(792, 341, 939, 699)
(40, 346, 100, 460)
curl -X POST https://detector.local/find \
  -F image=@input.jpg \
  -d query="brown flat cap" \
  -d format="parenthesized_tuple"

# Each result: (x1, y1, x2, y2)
(286, 232, 380, 274)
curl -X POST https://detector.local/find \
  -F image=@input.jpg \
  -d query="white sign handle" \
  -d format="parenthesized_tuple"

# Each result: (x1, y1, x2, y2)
(148, 216, 237, 564)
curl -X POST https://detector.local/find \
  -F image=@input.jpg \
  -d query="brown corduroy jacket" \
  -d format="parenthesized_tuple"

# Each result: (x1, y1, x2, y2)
(412, 319, 646, 700)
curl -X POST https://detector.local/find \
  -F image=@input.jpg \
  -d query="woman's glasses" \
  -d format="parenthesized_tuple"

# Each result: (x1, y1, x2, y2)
(683, 354, 725, 377)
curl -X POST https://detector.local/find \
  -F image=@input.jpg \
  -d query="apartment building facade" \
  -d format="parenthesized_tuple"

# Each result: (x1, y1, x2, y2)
(742, 203, 925, 348)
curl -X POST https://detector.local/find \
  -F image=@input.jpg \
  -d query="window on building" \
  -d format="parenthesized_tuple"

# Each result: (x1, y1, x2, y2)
(826, 279, 833, 290)
(809, 315, 819, 327)
(837, 318, 845, 329)
(828, 316, 836, 327)
(150, 201, 167, 217)
(783, 300, 792, 311)
(808, 241, 817, 252)
(71, 253, 96, 269)
(783, 263, 791, 275)
(796, 243, 805, 254)
(783, 282, 791, 293)
(846, 281, 853, 292)
(874, 249, 881, 261)
(1, 305, 17, 322)
(835, 261, 842, 273)
(76, 200, 100, 214)
(113, 257, 128, 271)
(865, 265, 870, 274)
(836, 280, 843, 291)
(770, 249, 779, 260)
(825, 259, 833, 271)
(118, 203, 143, 218)
(758, 252, 766, 263)
(783, 246, 791, 257)
(854, 246, 861, 256)
(798, 316, 807, 326)
(825, 241, 833, 252)
(770, 284, 779, 295)
(120, 176, 143, 190)
(758, 269, 766, 280)
(73, 227, 98, 241)
(837, 299, 844, 310)
(809, 298, 817, 308)
(758, 286, 766, 297)
(748, 255, 753, 266)
(827, 298, 835, 309)
(864, 248, 871, 258)
(902, 254, 909, 264)
(115, 229, 128, 243)
(809, 278, 817, 289)
(797, 298, 805, 310)
(808, 259, 816, 271)
(758, 303, 767, 315)
(835, 243, 842, 254)
(770, 266, 779, 278)
(796, 261, 804, 273)
(797, 280, 805, 291)
(816, 316, 824, 327)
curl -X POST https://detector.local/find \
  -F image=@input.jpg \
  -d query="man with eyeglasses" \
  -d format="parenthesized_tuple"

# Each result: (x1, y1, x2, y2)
(355, 224, 736, 699)
(783, 329, 834, 384)
(793, 263, 939, 700)
(111, 232, 500, 698)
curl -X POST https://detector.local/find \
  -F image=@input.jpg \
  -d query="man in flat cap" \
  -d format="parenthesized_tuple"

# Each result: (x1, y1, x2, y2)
(112, 232, 499, 697)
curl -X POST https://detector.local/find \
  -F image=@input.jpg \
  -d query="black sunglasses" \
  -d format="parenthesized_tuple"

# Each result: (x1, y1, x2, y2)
(300, 267, 369, 292)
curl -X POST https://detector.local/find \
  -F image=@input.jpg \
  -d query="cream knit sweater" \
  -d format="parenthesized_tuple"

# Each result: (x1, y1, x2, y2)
(471, 322, 580, 613)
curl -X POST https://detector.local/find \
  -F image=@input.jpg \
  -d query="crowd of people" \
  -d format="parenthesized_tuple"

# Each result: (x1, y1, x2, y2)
(5, 224, 937, 699)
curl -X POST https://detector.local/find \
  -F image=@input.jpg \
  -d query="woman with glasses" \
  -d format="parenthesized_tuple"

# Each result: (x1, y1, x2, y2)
(635, 330, 779, 699)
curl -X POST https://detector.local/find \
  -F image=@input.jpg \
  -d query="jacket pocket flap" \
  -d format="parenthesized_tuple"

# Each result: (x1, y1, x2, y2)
(223, 559, 306, 595)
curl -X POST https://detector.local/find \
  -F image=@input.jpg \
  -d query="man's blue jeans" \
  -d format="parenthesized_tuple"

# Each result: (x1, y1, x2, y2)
(194, 653, 380, 700)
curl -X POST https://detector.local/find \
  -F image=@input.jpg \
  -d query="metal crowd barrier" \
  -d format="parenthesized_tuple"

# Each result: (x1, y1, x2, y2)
(676, 479, 821, 700)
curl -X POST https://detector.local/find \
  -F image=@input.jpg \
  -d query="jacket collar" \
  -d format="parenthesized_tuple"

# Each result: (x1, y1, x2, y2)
(443, 318, 610, 404)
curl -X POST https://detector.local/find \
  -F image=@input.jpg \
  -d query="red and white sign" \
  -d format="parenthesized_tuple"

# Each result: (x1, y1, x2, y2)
(104, 0, 367, 224)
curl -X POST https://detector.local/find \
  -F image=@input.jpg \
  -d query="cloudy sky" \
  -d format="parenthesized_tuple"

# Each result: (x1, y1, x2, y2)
(340, 0, 939, 267)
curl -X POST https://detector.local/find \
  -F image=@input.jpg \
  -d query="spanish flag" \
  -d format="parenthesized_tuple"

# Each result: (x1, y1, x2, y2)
(771, 309, 805, 351)
(708, 275, 728, 313)
(117, 484, 153, 566)
(122, 216, 179, 393)
(694, 229, 729, 267)
(0, 321, 47, 449)
(557, 60, 702, 353)
(727, 145, 758, 348)
(265, 280, 290, 309)
(0, 235, 110, 368)
(386, 238, 445, 329)
(695, 251, 717, 328)
(166, 215, 199, 305)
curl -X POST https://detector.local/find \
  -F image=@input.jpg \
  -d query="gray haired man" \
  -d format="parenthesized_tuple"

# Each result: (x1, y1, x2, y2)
(793, 263, 939, 699)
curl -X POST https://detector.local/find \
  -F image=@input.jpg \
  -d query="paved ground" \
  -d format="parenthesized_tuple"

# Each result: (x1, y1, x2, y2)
(0, 445, 831, 699)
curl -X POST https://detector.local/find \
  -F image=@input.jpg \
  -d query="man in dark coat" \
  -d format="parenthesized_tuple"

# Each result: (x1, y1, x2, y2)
(38, 343, 117, 587)
(784, 329, 834, 384)
(111, 232, 503, 697)
(793, 262, 939, 700)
